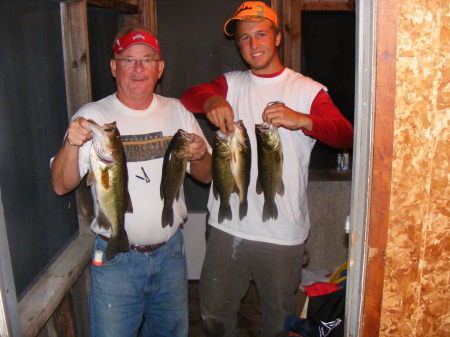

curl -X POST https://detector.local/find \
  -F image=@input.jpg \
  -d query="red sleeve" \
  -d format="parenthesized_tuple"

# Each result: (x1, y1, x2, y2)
(180, 75, 228, 113)
(302, 90, 354, 148)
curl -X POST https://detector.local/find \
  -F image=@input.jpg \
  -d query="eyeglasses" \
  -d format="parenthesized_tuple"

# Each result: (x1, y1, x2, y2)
(114, 58, 161, 68)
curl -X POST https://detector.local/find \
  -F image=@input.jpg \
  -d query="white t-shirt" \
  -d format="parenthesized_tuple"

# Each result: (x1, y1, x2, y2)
(207, 68, 325, 245)
(74, 93, 210, 245)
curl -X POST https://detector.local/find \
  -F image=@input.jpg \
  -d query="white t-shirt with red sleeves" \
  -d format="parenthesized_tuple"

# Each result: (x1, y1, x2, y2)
(207, 69, 325, 245)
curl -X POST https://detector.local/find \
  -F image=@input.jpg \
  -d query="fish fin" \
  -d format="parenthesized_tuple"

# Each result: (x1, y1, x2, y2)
(218, 202, 232, 224)
(105, 231, 129, 261)
(230, 151, 236, 163)
(276, 178, 285, 196)
(161, 204, 174, 228)
(97, 209, 112, 230)
(101, 169, 110, 189)
(239, 199, 248, 220)
(213, 183, 219, 200)
(255, 177, 263, 194)
(87, 170, 95, 186)
(262, 200, 278, 222)
(160, 177, 165, 200)
(126, 190, 133, 213)
(232, 182, 240, 194)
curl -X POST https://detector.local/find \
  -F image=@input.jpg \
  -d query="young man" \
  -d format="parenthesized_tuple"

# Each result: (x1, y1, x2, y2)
(51, 27, 211, 337)
(180, 2, 353, 336)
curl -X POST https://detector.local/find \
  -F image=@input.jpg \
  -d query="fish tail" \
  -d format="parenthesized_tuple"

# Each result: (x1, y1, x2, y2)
(161, 204, 174, 228)
(262, 199, 278, 222)
(239, 199, 248, 220)
(105, 232, 129, 261)
(218, 202, 232, 224)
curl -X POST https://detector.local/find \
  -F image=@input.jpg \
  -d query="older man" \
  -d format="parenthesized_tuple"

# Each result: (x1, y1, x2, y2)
(51, 26, 211, 337)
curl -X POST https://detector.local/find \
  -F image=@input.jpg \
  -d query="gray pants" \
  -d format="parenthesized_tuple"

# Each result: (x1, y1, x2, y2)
(199, 227, 305, 337)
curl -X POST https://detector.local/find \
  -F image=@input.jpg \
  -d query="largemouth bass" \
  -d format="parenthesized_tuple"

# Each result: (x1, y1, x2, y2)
(229, 120, 251, 220)
(87, 120, 132, 260)
(212, 131, 234, 223)
(255, 122, 284, 221)
(160, 129, 192, 228)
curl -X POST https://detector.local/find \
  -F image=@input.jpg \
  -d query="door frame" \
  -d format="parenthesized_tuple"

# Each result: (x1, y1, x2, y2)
(346, 0, 377, 334)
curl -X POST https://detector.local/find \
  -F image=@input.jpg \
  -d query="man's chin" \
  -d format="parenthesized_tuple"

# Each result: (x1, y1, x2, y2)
(130, 84, 152, 93)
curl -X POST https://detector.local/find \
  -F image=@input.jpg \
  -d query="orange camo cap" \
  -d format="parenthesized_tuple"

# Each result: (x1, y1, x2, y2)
(224, 1, 278, 37)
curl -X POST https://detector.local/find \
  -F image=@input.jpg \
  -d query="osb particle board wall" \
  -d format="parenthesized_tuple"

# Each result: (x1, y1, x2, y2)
(379, 0, 450, 336)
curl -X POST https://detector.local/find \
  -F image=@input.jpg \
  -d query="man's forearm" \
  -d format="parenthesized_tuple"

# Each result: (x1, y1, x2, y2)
(181, 75, 228, 113)
(51, 140, 82, 195)
(303, 90, 354, 148)
(189, 153, 212, 184)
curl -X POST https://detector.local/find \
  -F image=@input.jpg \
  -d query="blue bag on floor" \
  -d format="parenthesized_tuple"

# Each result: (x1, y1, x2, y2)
(284, 315, 311, 336)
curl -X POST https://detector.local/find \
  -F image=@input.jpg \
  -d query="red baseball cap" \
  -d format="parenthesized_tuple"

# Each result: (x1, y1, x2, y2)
(113, 31, 161, 55)
(224, 1, 278, 37)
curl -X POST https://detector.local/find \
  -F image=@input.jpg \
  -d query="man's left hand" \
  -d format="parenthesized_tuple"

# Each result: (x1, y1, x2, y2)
(188, 134, 208, 161)
(262, 102, 313, 132)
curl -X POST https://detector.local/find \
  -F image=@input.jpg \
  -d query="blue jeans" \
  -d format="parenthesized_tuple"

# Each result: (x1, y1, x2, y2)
(90, 229, 188, 337)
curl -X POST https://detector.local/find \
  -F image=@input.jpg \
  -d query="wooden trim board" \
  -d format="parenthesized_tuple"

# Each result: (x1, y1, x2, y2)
(18, 234, 94, 337)
(361, 0, 397, 335)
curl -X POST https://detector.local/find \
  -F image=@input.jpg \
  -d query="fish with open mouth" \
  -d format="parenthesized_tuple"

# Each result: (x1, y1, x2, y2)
(87, 120, 133, 260)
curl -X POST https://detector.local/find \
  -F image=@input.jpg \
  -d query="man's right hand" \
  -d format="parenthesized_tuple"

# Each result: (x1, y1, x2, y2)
(65, 117, 93, 147)
(51, 117, 92, 195)
(203, 96, 235, 134)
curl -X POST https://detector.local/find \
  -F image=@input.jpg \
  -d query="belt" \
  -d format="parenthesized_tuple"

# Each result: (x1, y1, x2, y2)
(98, 234, 165, 253)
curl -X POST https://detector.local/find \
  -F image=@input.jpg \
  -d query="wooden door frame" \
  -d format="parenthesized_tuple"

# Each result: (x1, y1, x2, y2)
(358, 0, 396, 334)
(272, 1, 396, 336)
(347, 0, 397, 335)
(346, 0, 376, 335)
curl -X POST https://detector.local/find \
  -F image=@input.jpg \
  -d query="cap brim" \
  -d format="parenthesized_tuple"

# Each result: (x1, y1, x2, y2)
(117, 42, 160, 55)
(224, 16, 272, 37)
(224, 18, 238, 36)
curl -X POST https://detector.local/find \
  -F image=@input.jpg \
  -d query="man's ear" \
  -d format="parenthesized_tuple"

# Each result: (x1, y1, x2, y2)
(157, 60, 165, 80)
(275, 31, 281, 47)
(110, 59, 117, 78)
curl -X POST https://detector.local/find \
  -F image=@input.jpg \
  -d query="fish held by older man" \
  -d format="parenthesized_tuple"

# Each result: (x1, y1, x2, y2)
(229, 120, 251, 220)
(255, 122, 284, 221)
(160, 129, 193, 228)
(87, 120, 133, 260)
(212, 130, 235, 223)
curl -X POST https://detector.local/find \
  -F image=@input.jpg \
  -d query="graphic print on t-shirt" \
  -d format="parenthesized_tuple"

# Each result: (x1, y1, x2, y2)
(120, 132, 172, 162)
